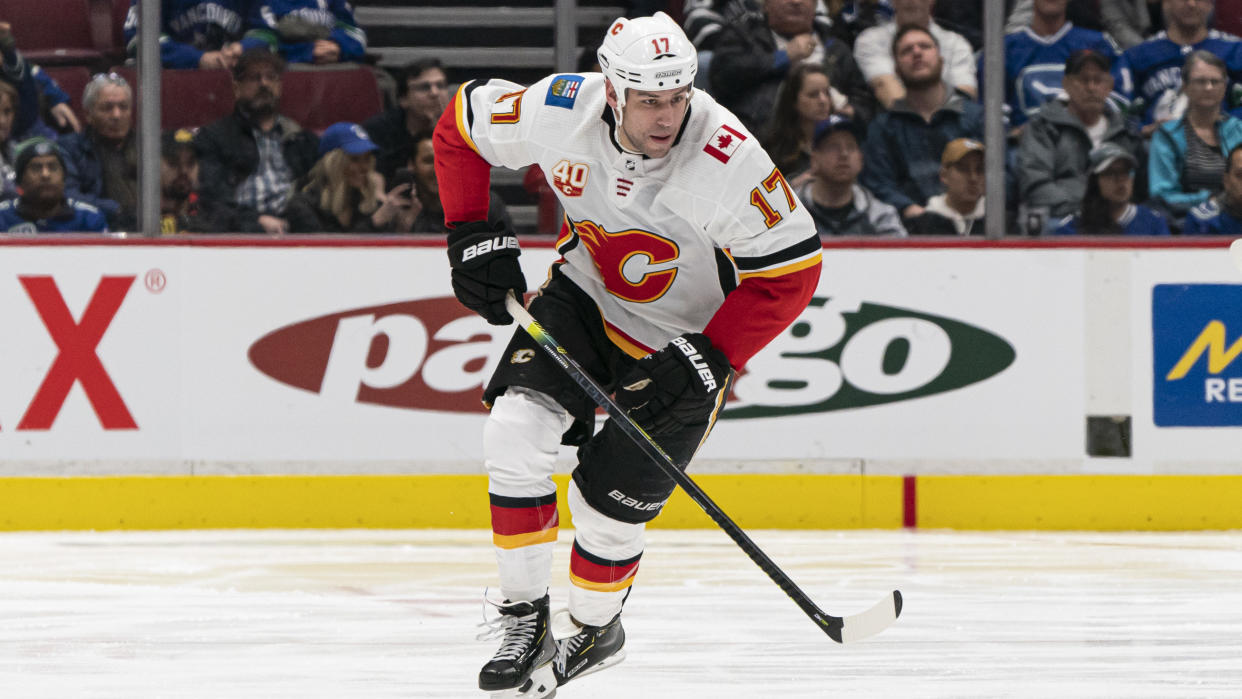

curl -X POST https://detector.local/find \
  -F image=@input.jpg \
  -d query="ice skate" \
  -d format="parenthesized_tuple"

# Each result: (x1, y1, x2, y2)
(477, 595, 557, 698)
(551, 609, 626, 686)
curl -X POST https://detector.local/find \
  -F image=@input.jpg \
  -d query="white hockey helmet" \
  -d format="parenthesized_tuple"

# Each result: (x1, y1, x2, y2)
(596, 11, 698, 111)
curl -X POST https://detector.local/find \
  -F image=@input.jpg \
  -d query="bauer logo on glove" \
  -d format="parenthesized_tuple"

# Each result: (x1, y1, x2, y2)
(460, 235, 519, 263)
(617, 333, 732, 434)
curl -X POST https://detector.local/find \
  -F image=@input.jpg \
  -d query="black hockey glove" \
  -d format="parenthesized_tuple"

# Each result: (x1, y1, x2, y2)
(446, 220, 526, 325)
(616, 333, 733, 435)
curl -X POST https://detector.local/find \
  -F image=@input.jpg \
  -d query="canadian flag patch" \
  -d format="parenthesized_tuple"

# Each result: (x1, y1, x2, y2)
(702, 124, 746, 164)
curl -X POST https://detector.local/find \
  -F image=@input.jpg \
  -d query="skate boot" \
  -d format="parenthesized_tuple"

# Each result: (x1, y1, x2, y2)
(477, 595, 557, 698)
(551, 610, 626, 686)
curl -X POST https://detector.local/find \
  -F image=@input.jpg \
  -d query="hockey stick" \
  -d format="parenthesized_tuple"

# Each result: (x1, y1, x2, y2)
(1232, 239, 1242, 272)
(504, 293, 902, 643)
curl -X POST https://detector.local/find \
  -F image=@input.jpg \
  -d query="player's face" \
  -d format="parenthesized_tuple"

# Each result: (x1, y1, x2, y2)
(1183, 60, 1227, 111)
(810, 130, 860, 185)
(941, 152, 984, 207)
(1223, 151, 1242, 204)
(614, 85, 692, 159)
(796, 72, 833, 124)
(0, 92, 14, 143)
(1096, 161, 1134, 205)
(87, 84, 133, 141)
(20, 154, 66, 202)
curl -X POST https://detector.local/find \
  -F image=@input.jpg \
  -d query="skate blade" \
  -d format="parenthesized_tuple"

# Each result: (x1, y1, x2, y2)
(568, 648, 626, 682)
(489, 663, 556, 699)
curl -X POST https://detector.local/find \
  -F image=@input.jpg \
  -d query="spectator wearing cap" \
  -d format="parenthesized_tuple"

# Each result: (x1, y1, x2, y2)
(241, 0, 367, 65)
(160, 128, 209, 234)
(796, 115, 905, 237)
(1183, 143, 1242, 235)
(980, 0, 1120, 134)
(906, 137, 986, 235)
(363, 58, 451, 183)
(284, 122, 413, 233)
(709, 0, 873, 134)
(1148, 51, 1242, 224)
(860, 24, 984, 220)
(195, 49, 319, 234)
(852, 0, 977, 110)
(58, 73, 137, 230)
(0, 138, 108, 233)
(123, 0, 247, 70)
(1018, 48, 1142, 224)
(1053, 142, 1170, 235)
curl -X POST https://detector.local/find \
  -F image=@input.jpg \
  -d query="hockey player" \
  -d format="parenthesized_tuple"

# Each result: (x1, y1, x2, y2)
(432, 12, 820, 698)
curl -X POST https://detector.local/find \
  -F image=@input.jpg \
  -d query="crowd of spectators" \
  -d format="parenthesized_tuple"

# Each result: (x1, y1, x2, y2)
(1, 0, 1242, 237)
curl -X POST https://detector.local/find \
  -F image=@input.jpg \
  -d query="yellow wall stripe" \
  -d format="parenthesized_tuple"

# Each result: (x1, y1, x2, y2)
(1, 474, 1240, 532)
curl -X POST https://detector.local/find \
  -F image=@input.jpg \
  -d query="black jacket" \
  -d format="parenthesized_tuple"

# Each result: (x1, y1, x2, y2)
(709, 10, 874, 134)
(194, 109, 319, 232)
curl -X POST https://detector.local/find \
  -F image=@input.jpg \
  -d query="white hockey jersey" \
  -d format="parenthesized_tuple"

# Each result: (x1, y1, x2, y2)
(441, 72, 820, 364)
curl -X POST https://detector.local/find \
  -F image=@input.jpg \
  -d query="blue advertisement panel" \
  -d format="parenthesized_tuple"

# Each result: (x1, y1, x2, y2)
(1152, 284, 1242, 427)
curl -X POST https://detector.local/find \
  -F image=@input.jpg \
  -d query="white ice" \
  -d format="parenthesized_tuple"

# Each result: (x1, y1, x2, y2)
(1, 528, 1241, 698)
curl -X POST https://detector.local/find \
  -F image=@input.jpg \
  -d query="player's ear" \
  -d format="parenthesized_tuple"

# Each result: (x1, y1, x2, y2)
(604, 80, 619, 110)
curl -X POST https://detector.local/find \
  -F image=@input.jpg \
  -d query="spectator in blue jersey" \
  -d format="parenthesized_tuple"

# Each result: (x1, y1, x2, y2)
(709, 0, 874, 133)
(982, 0, 1120, 134)
(362, 58, 450, 183)
(1149, 51, 1242, 221)
(241, 0, 367, 65)
(860, 25, 984, 220)
(194, 49, 319, 234)
(796, 115, 906, 237)
(124, 0, 248, 70)
(1053, 142, 1171, 234)
(1116, 0, 1242, 132)
(828, 0, 894, 47)
(0, 138, 108, 233)
(1183, 143, 1242, 234)
(58, 73, 137, 230)
(1019, 49, 1143, 222)
(30, 66, 81, 134)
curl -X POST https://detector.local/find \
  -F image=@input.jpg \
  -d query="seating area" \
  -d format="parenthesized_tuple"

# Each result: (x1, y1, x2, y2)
(10, 0, 384, 135)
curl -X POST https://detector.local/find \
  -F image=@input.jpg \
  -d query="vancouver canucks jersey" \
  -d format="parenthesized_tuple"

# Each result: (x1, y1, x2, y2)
(984, 23, 1121, 127)
(1116, 30, 1242, 124)
(0, 198, 109, 233)
(439, 73, 820, 365)
(124, 0, 248, 69)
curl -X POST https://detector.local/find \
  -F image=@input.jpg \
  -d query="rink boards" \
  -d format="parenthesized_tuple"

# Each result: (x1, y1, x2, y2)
(0, 237, 1239, 530)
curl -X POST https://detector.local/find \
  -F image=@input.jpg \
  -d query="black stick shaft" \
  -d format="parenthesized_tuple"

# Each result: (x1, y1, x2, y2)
(505, 294, 845, 639)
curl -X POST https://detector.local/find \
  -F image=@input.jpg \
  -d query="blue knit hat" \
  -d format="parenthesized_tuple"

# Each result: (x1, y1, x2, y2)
(14, 137, 65, 181)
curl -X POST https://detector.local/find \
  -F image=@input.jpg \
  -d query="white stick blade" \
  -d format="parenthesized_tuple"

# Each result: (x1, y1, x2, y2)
(839, 590, 903, 644)
(1231, 239, 1242, 273)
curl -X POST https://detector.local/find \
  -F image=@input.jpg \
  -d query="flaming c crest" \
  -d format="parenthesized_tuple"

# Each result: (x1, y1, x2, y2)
(573, 220, 679, 303)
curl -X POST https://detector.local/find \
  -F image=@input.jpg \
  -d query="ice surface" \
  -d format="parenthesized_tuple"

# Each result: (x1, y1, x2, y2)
(1, 529, 1240, 698)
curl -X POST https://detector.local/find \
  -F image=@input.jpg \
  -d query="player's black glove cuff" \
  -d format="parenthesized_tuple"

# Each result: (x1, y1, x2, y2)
(446, 220, 526, 325)
(616, 333, 733, 435)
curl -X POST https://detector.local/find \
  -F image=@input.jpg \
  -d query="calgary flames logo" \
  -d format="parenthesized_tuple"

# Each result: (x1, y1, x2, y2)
(572, 220, 679, 303)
